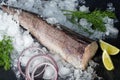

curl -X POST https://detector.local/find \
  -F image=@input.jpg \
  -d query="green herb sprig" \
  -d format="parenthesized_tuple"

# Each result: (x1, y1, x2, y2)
(0, 35, 13, 70)
(64, 10, 116, 32)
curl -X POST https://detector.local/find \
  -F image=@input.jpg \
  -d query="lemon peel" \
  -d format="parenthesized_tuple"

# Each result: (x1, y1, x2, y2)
(100, 40, 120, 55)
(102, 50, 114, 70)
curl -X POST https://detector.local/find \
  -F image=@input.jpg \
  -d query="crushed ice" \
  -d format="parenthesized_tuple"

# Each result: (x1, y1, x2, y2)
(6, 0, 119, 39)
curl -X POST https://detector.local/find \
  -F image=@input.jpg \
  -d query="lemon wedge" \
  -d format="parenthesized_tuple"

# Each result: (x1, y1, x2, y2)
(102, 50, 114, 70)
(100, 40, 120, 55)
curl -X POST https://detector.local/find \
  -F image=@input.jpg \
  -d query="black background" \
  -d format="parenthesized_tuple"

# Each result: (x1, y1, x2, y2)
(84, 0, 120, 80)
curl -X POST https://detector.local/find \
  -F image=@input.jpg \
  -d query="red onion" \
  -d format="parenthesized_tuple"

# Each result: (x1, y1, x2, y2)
(34, 64, 46, 78)
(25, 54, 58, 80)
(31, 62, 58, 80)
(17, 46, 45, 77)
(17, 46, 58, 80)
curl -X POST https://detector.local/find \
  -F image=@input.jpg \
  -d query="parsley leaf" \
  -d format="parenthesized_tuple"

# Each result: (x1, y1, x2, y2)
(64, 10, 116, 33)
(0, 35, 13, 70)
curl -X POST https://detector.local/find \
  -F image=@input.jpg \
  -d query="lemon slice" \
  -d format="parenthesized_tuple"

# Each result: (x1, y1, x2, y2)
(100, 40, 120, 55)
(102, 50, 114, 70)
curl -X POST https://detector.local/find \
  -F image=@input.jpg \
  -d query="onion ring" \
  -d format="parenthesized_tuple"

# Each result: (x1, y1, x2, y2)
(31, 62, 58, 80)
(17, 46, 45, 77)
(25, 54, 58, 80)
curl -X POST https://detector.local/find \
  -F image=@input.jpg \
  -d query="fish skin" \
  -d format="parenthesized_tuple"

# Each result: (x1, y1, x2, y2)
(2, 5, 98, 70)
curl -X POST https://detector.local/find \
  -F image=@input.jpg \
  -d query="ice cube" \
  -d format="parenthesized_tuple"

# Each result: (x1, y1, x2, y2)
(23, 31, 33, 48)
(59, 66, 71, 78)
(79, 5, 89, 13)
(43, 66, 55, 79)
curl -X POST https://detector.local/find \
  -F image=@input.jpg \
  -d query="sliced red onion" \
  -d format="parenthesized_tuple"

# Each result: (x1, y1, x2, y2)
(25, 54, 58, 80)
(17, 46, 45, 77)
(34, 64, 46, 78)
(31, 62, 58, 80)
(17, 46, 58, 80)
